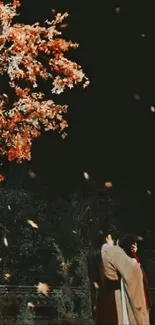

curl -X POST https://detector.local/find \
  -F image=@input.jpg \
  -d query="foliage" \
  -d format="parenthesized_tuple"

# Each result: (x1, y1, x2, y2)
(15, 295, 35, 325)
(0, 185, 117, 284)
(0, 0, 89, 168)
(48, 244, 93, 325)
(0, 186, 115, 323)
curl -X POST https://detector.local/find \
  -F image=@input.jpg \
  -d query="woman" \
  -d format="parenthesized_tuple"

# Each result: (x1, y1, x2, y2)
(119, 235, 151, 323)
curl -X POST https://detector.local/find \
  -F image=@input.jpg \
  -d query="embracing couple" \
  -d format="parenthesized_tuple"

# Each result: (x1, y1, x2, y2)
(88, 225, 151, 325)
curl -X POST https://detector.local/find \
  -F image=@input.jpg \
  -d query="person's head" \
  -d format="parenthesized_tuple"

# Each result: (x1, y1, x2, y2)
(103, 224, 119, 246)
(119, 234, 137, 257)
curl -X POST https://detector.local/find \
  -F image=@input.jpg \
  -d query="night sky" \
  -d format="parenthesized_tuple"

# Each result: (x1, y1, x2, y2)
(4, 1, 155, 232)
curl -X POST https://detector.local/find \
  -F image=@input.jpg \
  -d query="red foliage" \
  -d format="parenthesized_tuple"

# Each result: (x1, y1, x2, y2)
(0, 1, 89, 162)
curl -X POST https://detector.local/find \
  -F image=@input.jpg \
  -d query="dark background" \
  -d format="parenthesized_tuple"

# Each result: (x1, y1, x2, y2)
(3, 0, 155, 233)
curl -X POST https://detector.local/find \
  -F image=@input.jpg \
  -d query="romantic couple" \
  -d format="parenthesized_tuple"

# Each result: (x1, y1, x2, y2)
(88, 225, 151, 325)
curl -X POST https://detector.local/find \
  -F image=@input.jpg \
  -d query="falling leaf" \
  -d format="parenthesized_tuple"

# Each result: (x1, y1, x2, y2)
(3, 94, 8, 102)
(115, 7, 120, 14)
(146, 189, 152, 195)
(27, 302, 35, 308)
(137, 236, 144, 241)
(134, 93, 140, 100)
(83, 172, 89, 180)
(4, 237, 8, 247)
(27, 219, 39, 229)
(104, 181, 112, 188)
(93, 281, 99, 289)
(8, 205, 11, 210)
(60, 24, 68, 28)
(0, 174, 5, 182)
(150, 106, 155, 112)
(28, 170, 37, 178)
(83, 80, 90, 88)
(36, 282, 50, 296)
(3, 273, 12, 279)
(60, 262, 70, 269)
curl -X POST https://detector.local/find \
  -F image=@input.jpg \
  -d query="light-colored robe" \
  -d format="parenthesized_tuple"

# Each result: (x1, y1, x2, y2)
(101, 243, 150, 325)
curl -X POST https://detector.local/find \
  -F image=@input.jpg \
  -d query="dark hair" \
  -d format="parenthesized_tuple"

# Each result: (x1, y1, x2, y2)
(103, 224, 119, 243)
(119, 234, 137, 257)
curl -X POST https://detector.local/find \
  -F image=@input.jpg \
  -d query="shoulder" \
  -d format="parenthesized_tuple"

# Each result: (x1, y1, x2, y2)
(101, 244, 125, 258)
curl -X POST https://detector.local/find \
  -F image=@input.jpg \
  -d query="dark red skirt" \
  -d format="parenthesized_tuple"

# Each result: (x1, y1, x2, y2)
(95, 290, 118, 325)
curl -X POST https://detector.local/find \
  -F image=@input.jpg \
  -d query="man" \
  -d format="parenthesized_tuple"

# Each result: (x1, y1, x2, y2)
(87, 225, 119, 323)
(100, 230, 150, 325)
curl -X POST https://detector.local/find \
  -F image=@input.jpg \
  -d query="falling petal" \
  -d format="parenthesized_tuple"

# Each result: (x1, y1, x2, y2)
(141, 33, 146, 38)
(146, 190, 152, 195)
(4, 237, 8, 247)
(72, 230, 77, 234)
(36, 282, 50, 296)
(104, 181, 112, 188)
(27, 220, 39, 229)
(8, 205, 11, 210)
(83, 172, 89, 180)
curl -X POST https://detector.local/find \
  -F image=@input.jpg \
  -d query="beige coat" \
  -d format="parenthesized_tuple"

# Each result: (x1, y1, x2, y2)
(101, 244, 150, 325)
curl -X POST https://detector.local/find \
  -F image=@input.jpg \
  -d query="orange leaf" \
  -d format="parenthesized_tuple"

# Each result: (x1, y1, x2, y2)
(4, 273, 12, 279)
(60, 262, 70, 269)
(0, 174, 5, 182)
(36, 282, 50, 296)
(104, 181, 112, 188)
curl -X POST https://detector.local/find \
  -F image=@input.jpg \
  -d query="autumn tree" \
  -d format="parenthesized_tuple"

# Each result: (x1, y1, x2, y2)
(0, 0, 89, 179)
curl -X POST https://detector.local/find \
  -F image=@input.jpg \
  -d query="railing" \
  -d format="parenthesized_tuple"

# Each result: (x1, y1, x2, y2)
(0, 284, 154, 301)
(0, 285, 154, 324)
